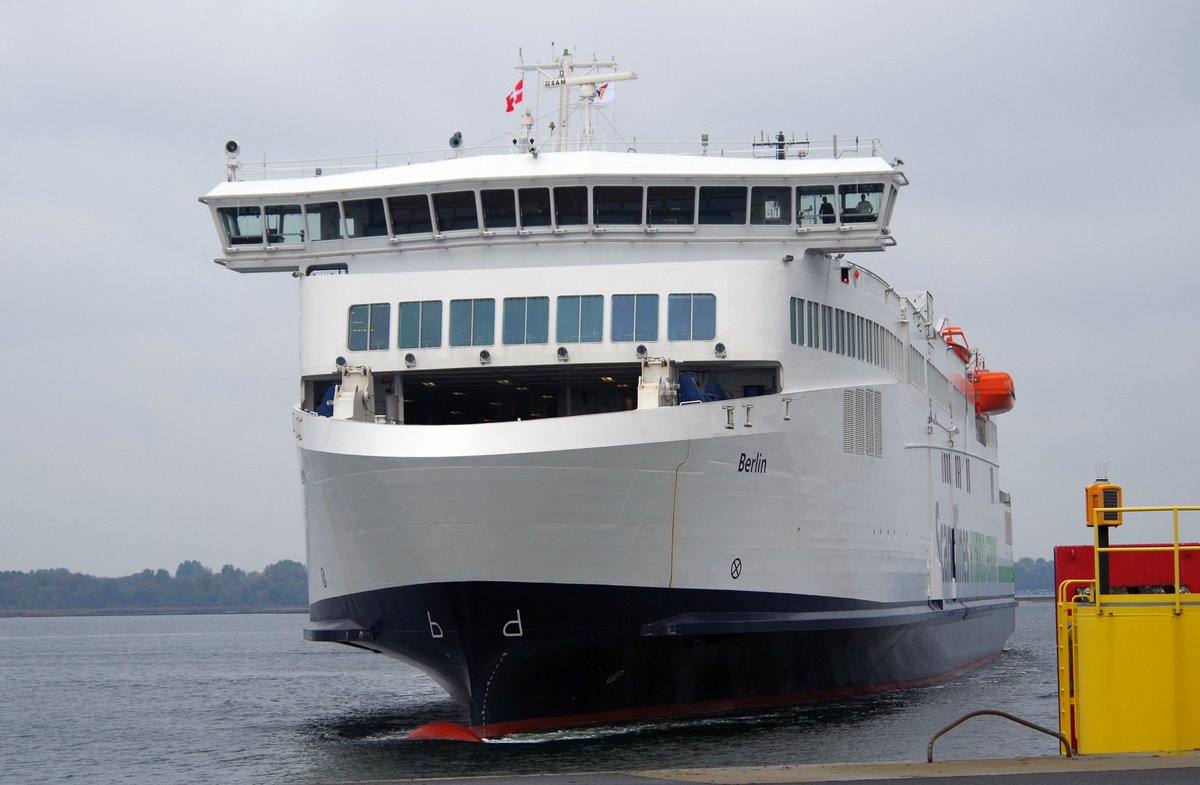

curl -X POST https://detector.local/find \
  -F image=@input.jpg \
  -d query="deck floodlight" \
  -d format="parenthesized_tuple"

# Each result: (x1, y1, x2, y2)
(557, 346, 569, 362)
(404, 353, 416, 368)
(479, 349, 491, 364)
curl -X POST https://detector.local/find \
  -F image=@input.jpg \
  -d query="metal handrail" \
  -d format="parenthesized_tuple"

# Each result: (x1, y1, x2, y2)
(927, 710, 1074, 762)
(1057, 578, 1095, 604)
(228, 136, 890, 180)
(1089, 505, 1200, 614)
(1054, 599, 1078, 756)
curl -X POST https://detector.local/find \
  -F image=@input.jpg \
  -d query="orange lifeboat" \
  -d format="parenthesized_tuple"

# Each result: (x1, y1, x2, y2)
(970, 370, 1015, 414)
(942, 326, 972, 364)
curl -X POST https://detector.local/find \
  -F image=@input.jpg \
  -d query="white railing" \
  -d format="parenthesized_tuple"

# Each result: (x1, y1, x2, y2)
(226, 135, 887, 181)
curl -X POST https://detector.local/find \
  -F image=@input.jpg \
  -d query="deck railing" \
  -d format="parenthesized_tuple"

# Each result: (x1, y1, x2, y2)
(1085, 505, 1200, 615)
(226, 136, 887, 181)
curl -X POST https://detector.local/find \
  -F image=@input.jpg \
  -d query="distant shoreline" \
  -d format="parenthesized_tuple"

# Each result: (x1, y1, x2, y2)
(4, 597, 1054, 618)
(0, 606, 307, 619)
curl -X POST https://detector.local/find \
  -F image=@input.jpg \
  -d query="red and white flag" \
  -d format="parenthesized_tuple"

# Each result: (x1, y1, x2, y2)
(505, 78, 524, 113)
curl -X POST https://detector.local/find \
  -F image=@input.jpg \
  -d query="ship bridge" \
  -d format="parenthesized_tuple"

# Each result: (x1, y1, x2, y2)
(199, 144, 907, 274)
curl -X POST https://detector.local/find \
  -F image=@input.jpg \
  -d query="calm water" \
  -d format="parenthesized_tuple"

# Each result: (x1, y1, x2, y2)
(0, 601, 1058, 785)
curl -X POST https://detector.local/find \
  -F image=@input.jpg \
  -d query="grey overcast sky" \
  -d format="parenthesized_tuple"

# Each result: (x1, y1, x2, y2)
(1, 1, 1197, 577)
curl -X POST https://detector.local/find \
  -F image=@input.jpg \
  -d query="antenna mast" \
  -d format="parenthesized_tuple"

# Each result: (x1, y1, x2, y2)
(515, 48, 637, 151)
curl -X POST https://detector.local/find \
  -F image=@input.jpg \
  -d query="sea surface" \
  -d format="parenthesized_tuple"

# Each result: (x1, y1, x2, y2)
(0, 601, 1058, 785)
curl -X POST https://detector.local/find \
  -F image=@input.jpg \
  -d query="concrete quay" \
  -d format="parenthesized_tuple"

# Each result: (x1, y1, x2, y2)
(350, 753, 1200, 785)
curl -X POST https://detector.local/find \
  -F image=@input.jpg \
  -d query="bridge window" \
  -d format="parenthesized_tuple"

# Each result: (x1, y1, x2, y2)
(502, 297, 550, 344)
(387, 194, 433, 235)
(263, 204, 304, 244)
(611, 294, 658, 341)
(347, 303, 390, 351)
(519, 188, 551, 227)
(449, 298, 495, 346)
(305, 202, 343, 241)
(751, 186, 792, 225)
(343, 198, 388, 238)
(556, 295, 604, 343)
(797, 185, 837, 226)
(698, 186, 746, 224)
(553, 186, 588, 226)
(594, 185, 643, 225)
(481, 189, 517, 229)
(648, 186, 696, 225)
(398, 300, 442, 348)
(433, 191, 479, 232)
(218, 206, 263, 245)
(838, 183, 884, 223)
(668, 293, 716, 340)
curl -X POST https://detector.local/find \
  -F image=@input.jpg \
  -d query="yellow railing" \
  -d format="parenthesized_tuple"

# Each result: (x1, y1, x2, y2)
(1088, 505, 1200, 615)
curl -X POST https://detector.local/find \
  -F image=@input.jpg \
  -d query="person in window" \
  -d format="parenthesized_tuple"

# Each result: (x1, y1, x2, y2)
(857, 193, 875, 216)
(819, 196, 835, 224)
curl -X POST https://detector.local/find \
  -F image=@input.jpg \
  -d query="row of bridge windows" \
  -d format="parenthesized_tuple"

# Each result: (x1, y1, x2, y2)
(218, 182, 887, 246)
(347, 293, 717, 351)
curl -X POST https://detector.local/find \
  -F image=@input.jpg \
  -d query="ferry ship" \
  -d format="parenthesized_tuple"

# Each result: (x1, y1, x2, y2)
(200, 52, 1016, 740)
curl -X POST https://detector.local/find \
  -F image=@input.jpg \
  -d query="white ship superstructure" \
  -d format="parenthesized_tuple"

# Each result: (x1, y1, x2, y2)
(201, 52, 1015, 739)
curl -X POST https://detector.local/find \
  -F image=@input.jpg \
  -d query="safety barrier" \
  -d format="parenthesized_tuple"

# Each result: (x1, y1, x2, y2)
(1056, 505, 1200, 755)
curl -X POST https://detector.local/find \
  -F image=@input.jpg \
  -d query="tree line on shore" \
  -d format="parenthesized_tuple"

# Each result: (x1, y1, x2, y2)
(1, 556, 1054, 612)
(0, 560, 307, 612)
(1013, 557, 1054, 593)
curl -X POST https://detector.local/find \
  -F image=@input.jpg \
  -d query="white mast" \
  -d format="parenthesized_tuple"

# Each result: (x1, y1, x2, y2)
(515, 48, 637, 151)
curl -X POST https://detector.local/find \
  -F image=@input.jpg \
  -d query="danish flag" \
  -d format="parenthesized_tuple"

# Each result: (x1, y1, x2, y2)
(505, 78, 524, 113)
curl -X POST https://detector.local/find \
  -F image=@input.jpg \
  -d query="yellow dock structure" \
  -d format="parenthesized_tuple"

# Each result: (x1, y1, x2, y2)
(1056, 492, 1200, 755)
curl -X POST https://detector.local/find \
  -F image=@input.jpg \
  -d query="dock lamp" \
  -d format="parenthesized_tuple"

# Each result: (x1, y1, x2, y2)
(1086, 478, 1123, 593)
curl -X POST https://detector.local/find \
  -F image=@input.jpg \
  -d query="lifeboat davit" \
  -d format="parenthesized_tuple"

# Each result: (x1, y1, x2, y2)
(970, 370, 1016, 414)
(942, 326, 972, 364)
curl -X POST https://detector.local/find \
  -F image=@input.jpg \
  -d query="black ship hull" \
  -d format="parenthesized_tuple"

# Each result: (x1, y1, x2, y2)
(307, 582, 1016, 738)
